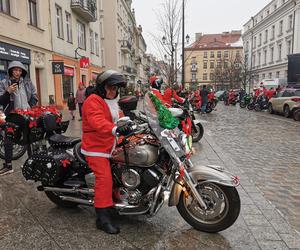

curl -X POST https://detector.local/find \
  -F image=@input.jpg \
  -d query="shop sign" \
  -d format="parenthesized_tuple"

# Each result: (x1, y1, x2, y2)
(80, 57, 89, 68)
(64, 67, 74, 76)
(52, 61, 64, 74)
(0, 42, 31, 64)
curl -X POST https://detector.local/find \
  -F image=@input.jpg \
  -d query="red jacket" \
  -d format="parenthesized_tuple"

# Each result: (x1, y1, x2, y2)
(163, 88, 184, 106)
(152, 89, 166, 104)
(81, 94, 117, 158)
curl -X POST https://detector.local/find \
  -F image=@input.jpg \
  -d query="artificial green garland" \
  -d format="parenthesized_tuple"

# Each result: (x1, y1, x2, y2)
(149, 93, 179, 129)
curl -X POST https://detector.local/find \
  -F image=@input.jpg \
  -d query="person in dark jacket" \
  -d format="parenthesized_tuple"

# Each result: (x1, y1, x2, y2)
(0, 61, 38, 176)
(67, 92, 76, 120)
(200, 85, 209, 114)
(85, 80, 96, 98)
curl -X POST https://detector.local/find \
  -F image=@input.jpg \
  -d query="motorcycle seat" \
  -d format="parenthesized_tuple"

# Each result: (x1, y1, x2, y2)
(73, 142, 87, 165)
(49, 134, 81, 148)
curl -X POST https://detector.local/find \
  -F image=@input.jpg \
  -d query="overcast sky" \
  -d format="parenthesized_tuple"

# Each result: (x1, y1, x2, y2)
(132, 0, 271, 54)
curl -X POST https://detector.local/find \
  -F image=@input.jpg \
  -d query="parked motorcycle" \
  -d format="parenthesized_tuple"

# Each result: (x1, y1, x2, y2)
(239, 94, 251, 108)
(254, 95, 269, 112)
(12, 94, 241, 233)
(247, 97, 257, 110)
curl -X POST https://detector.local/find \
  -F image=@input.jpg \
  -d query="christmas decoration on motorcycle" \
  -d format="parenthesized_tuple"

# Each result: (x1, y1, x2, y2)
(149, 93, 179, 129)
(22, 152, 72, 185)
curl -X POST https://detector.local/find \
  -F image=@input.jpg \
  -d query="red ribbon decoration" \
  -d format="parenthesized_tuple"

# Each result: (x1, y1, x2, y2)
(60, 159, 71, 168)
(6, 127, 14, 134)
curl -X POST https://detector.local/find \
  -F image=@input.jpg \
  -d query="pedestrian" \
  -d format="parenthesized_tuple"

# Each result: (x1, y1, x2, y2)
(75, 82, 86, 121)
(200, 85, 209, 114)
(67, 92, 76, 120)
(81, 70, 131, 234)
(0, 61, 38, 176)
(85, 80, 95, 98)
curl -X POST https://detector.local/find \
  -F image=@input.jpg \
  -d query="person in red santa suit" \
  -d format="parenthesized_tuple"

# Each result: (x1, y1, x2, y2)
(81, 70, 132, 234)
(163, 82, 185, 107)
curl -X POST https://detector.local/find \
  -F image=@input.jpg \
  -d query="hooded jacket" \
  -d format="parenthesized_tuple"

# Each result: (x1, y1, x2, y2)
(0, 61, 38, 115)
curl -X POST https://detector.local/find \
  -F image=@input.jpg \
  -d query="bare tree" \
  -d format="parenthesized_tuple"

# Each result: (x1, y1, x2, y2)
(148, 0, 182, 85)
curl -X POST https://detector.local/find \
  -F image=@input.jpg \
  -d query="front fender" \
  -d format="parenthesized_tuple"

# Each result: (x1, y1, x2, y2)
(168, 165, 239, 207)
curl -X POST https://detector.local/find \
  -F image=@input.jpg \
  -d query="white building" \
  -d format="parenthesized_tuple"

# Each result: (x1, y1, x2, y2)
(243, 0, 300, 88)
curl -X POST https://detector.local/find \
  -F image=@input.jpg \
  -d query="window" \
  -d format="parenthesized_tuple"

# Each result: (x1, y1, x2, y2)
(29, 0, 38, 27)
(279, 20, 283, 35)
(264, 50, 267, 64)
(210, 73, 214, 81)
(288, 15, 293, 30)
(192, 73, 196, 80)
(217, 61, 222, 68)
(0, 0, 10, 14)
(259, 33, 262, 46)
(56, 5, 63, 38)
(90, 30, 95, 53)
(217, 51, 221, 58)
(224, 61, 228, 68)
(258, 52, 261, 66)
(266, 10, 270, 15)
(271, 25, 275, 39)
(278, 44, 282, 60)
(287, 40, 291, 55)
(95, 33, 99, 56)
(224, 51, 229, 58)
(265, 30, 268, 43)
(210, 51, 214, 58)
(203, 61, 207, 69)
(270, 47, 274, 62)
(210, 61, 214, 69)
(62, 75, 74, 100)
(236, 51, 240, 58)
(262, 73, 265, 79)
(77, 21, 86, 49)
(66, 12, 72, 43)
(191, 63, 197, 71)
(269, 72, 272, 78)
(254, 36, 257, 48)
(276, 71, 280, 78)
(203, 73, 207, 80)
(274, 4, 277, 10)
(203, 51, 207, 58)
(246, 41, 249, 52)
(253, 54, 256, 66)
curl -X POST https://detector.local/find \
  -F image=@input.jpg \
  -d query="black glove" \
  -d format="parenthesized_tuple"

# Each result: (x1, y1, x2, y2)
(116, 124, 133, 136)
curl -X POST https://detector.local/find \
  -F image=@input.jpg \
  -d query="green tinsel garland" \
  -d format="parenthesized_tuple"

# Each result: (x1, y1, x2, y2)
(149, 93, 179, 129)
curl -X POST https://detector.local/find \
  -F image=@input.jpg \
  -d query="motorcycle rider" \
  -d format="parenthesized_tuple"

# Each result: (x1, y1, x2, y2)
(81, 70, 132, 234)
(163, 82, 185, 107)
(150, 77, 165, 103)
(200, 85, 209, 113)
(0, 61, 38, 176)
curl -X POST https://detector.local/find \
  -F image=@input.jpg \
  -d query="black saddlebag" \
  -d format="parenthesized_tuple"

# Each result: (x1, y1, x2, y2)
(22, 152, 72, 185)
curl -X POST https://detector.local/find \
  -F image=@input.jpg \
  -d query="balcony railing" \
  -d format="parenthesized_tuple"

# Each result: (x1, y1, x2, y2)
(121, 40, 132, 53)
(122, 65, 137, 75)
(191, 67, 197, 72)
(71, 0, 97, 22)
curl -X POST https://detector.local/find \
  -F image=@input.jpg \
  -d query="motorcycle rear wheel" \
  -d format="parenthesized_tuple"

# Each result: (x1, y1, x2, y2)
(254, 104, 261, 112)
(293, 109, 300, 121)
(239, 101, 246, 108)
(0, 137, 27, 160)
(191, 123, 204, 142)
(177, 182, 240, 233)
(45, 191, 79, 208)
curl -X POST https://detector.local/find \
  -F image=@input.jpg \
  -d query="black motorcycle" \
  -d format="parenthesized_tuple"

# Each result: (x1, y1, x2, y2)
(254, 95, 269, 112)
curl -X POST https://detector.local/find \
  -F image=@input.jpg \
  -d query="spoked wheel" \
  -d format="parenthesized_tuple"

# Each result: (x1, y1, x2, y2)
(239, 101, 246, 108)
(293, 109, 300, 121)
(0, 137, 27, 160)
(177, 182, 240, 233)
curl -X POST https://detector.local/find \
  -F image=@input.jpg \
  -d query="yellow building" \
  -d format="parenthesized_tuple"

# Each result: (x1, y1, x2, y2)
(184, 31, 243, 90)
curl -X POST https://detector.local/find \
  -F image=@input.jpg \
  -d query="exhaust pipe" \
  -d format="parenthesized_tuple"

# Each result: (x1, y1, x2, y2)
(59, 196, 94, 206)
(40, 186, 94, 195)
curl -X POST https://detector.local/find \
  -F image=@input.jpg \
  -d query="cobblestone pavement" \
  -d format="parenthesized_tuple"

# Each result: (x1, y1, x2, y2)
(201, 103, 300, 232)
(0, 108, 300, 249)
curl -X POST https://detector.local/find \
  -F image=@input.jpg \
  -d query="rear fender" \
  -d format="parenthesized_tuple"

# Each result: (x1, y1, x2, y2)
(168, 165, 239, 207)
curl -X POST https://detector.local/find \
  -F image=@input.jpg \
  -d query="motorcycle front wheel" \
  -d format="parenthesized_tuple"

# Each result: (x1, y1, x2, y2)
(177, 182, 240, 233)
(239, 101, 246, 108)
(191, 123, 204, 142)
(247, 103, 254, 110)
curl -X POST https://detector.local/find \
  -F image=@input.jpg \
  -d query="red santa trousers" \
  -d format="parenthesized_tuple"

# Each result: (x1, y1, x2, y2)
(85, 156, 114, 208)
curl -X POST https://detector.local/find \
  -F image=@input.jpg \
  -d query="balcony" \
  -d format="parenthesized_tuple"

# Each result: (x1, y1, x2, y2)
(191, 67, 198, 72)
(121, 40, 132, 53)
(71, 0, 97, 22)
(122, 65, 137, 75)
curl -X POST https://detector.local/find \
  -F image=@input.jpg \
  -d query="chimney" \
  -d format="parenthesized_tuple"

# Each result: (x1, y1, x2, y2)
(195, 33, 202, 41)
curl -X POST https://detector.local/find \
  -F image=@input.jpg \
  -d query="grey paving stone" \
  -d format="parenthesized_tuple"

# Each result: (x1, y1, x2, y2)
(257, 240, 289, 250)
(279, 233, 300, 249)
(249, 226, 281, 241)
(243, 214, 270, 227)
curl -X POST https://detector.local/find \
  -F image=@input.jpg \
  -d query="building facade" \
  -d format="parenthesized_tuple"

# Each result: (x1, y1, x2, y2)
(50, 0, 103, 107)
(243, 0, 300, 89)
(0, 0, 53, 105)
(101, 0, 147, 90)
(184, 31, 243, 90)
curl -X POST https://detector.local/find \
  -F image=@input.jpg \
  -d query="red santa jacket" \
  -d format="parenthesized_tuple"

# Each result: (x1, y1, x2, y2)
(151, 88, 166, 104)
(81, 94, 117, 158)
(163, 88, 184, 106)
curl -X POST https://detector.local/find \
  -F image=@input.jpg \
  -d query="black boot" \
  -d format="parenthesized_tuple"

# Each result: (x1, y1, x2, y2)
(95, 208, 120, 234)
(0, 163, 13, 176)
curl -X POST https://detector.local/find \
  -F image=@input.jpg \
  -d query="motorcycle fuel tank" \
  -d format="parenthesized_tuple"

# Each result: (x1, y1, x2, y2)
(112, 143, 159, 167)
